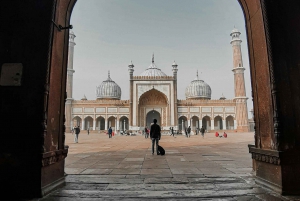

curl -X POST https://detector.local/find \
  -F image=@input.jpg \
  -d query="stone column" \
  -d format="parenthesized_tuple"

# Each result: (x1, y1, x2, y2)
(234, 120, 237, 129)
(82, 118, 85, 130)
(117, 119, 119, 131)
(181, 119, 184, 135)
(199, 120, 202, 128)
(211, 120, 214, 130)
(93, 120, 96, 131)
(123, 119, 126, 130)
(105, 119, 108, 130)
(222, 119, 226, 130)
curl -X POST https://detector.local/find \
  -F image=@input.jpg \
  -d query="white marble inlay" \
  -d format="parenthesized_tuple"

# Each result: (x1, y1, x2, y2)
(225, 107, 235, 112)
(119, 108, 129, 113)
(178, 107, 188, 112)
(84, 108, 94, 113)
(190, 107, 199, 112)
(73, 108, 82, 113)
(96, 108, 105, 112)
(202, 107, 211, 112)
(213, 107, 223, 112)
(108, 108, 117, 113)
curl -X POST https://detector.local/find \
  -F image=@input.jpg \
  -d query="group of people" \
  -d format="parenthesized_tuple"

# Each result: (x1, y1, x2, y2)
(182, 126, 206, 138)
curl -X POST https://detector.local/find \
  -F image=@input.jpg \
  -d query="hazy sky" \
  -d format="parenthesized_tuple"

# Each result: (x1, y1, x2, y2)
(71, 0, 253, 114)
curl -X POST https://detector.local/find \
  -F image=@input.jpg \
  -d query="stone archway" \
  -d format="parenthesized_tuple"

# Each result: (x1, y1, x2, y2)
(226, 116, 234, 130)
(178, 116, 188, 131)
(202, 116, 211, 130)
(146, 110, 161, 128)
(214, 116, 223, 130)
(139, 89, 168, 128)
(1, 0, 299, 198)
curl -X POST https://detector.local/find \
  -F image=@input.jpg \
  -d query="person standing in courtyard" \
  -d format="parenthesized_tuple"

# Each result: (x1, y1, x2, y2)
(170, 127, 174, 137)
(108, 127, 112, 138)
(144, 126, 149, 139)
(185, 127, 188, 137)
(87, 128, 89, 135)
(150, 119, 161, 155)
(74, 126, 80, 143)
(200, 126, 205, 138)
(187, 126, 191, 138)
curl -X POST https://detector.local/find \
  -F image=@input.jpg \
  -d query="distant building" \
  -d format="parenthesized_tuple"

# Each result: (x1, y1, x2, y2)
(65, 28, 250, 133)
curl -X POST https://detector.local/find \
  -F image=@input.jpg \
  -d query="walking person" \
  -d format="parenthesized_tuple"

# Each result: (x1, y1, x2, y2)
(146, 127, 150, 139)
(74, 126, 80, 143)
(185, 127, 188, 138)
(87, 128, 89, 135)
(150, 119, 161, 155)
(200, 126, 205, 138)
(171, 127, 174, 137)
(144, 127, 148, 139)
(108, 127, 112, 138)
(187, 126, 191, 138)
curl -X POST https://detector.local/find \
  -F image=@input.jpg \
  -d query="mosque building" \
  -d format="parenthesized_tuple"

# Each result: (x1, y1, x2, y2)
(65, 28, 250, 134)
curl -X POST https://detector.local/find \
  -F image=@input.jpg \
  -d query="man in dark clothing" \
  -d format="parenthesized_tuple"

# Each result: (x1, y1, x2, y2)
(185, 127, 188, 137)
(200, 126, 205, 138)
(74, 126, 80, 143)
(170, 127, 174, 137)
(187, 126, 191, 138)
(108, 127, 112, 138)
(150, 119, 161, 155)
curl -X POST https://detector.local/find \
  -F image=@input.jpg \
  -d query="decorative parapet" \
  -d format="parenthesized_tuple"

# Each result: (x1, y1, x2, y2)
(249, 145, 281, 165)
(177, 99, 235, 106)
(42, 147, 68, 167)
(73, 99, 130, 106)
(249, 145, 300, 165)
(132, 76, 174, 80)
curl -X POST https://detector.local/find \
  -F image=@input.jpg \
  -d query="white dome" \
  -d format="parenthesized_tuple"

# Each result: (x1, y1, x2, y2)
(185, 72, 211, 100)
(96, 71, 121, 100)
(139, 54, 167, 76)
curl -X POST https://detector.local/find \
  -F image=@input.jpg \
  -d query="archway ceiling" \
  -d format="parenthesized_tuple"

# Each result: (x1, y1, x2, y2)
(139, 89, 168, 106)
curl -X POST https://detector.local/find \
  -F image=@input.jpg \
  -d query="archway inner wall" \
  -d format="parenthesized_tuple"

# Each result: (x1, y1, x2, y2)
(1, 0, 300, 198)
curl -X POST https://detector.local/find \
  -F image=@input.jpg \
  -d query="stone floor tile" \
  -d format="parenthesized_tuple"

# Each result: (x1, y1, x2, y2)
(80, 168, 113, 174)
(141, 168, 172, 175)
(110, 168, 141, 175)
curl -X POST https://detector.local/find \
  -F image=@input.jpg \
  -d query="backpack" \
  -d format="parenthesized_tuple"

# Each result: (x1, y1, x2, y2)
(158, 145, 165, 155)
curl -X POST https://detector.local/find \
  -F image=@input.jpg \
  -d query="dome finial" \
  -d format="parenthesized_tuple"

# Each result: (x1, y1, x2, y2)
(152, 53, 154, 63)
(108, 70, 110, 78)
(196, 70, 199, 79)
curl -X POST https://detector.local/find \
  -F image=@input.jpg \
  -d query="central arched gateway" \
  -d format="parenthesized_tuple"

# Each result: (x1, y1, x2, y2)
(138, 89, 168, 128)
(146, 110, 161, 128)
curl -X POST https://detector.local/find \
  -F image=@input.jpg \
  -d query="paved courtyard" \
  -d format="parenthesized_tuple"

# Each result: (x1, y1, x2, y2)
(43, 132, 300, 200)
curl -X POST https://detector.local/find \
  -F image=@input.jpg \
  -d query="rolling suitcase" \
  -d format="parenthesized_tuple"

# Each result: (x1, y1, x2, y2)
(158, 145, 165, 155)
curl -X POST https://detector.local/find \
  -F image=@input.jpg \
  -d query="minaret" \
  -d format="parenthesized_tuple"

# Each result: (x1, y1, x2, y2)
(230, 27, 249, 132)
(128, 61, 134, 128)
(65, 30, 76, 133)
(172, 61, 178, 128)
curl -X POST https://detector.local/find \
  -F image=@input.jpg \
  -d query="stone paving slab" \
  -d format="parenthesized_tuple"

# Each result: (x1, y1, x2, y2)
(42, 133, 300, 200)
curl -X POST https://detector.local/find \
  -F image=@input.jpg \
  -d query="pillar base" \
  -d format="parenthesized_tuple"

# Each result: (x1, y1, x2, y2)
(237, 126, 249, 132)
(249, 145, 300, 195)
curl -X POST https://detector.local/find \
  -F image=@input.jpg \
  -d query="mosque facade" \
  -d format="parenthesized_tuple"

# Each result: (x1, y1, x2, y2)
(65, 28, 250, 134)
